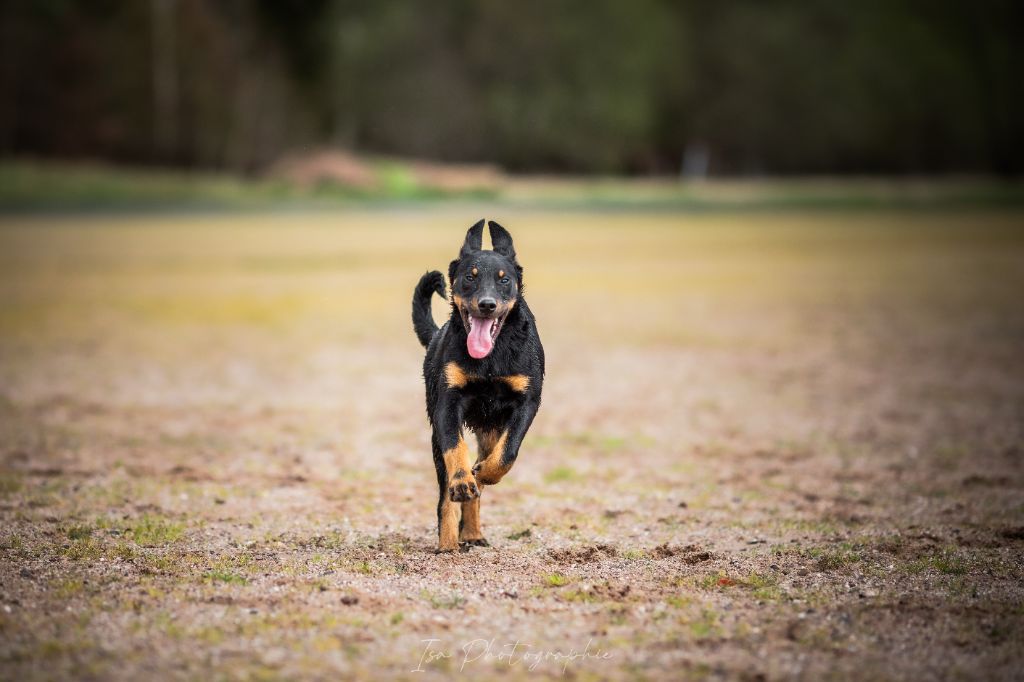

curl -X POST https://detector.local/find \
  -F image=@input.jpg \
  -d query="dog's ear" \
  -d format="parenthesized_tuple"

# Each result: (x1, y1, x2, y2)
(488, 221, 516, 261)
(447, 259, 460, 288)
(450, 219, 485, 287)
(460, 219, 485, 258)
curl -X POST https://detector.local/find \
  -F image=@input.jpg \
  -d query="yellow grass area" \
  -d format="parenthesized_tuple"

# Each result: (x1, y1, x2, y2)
(3, 209, 1020, 345)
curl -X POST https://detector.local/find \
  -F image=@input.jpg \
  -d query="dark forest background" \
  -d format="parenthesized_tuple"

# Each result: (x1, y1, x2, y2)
(1, 0, 1021, 176)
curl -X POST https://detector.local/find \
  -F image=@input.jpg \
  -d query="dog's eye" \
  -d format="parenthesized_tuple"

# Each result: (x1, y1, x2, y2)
(464, 274, 475, 282)
(499, 277, 510, 284)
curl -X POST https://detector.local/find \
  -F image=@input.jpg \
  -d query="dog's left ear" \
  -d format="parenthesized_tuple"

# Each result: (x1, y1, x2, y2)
(488, 221, 516, 261)
(489, 220, 524, 287)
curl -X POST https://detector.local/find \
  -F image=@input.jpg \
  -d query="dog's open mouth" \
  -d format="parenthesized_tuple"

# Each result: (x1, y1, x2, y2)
(460, 307, 507, 359)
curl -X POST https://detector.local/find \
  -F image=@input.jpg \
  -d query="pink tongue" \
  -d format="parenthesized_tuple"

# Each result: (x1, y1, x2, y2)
(467, 316, 494, 359)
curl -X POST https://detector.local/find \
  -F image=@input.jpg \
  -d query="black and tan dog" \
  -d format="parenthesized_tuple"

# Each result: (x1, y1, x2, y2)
(411, 220, 544, 552)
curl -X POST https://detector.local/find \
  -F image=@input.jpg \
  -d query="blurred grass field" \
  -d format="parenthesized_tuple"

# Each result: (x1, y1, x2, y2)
(4, 160, 1024, 211)
(1, 207, 1023, 680)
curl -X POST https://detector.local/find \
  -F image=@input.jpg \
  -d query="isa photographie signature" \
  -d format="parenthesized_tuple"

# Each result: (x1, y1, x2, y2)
(412, 637, 612, 674)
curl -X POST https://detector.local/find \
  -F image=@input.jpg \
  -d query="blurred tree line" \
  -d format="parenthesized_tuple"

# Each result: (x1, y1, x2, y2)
(0, 0, 1020, 175)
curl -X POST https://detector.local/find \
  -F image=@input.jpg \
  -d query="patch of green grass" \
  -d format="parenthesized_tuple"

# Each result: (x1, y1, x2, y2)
(814, 550, 860, 571)
(554, 431, 647, 456)
(774, 518, 841, 535)
(507, 528, 532, 540)
(126, 514, 185, 546)
(191, 625, 226, 645)
(931, 548, 970, 576)
(112, 540, 137, 561)
(138, 553, 177, 574)
(622, 549, 646, 560)
(746, 572, 783, 601)
(697, 572, 733, 589)
(806, 543, 863, 571)
(560, 589, 599, 603)
(543, 573, 571, 587)
(67, 524, 93, 540)
(688, 609, 720, 639)
(933, 443, 970, 470)
(544, 466, 579, 483)
(0, 160, 497, 210)
(51, 578, 85, 598)
(873, 535, 905, 554)
(607, 606, 629, 626)
(33, 638, 78, 659)
(770, 543, 799, 557)
(376, 163, 423, 198)
(153, 611, 184, 639)
(200, 553, 257, 585)
(390, 612, 405, 626)
(0, 472, 22, 496)
(203, 570, 248, 585)
(2, 534, 26, 554)
(695, 571, 781, 600)
(63, 538, 102, 560)
(422, 590, 467, 609)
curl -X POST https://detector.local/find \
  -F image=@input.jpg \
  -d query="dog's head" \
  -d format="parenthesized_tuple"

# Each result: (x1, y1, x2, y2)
(449, 219, 522, 360)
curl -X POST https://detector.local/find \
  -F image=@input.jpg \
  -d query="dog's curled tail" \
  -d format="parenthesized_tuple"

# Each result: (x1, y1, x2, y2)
(412, 270, 446, 347)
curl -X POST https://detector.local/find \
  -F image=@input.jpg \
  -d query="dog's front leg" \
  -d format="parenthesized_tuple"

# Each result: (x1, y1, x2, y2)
(473, 398, 539, 486)
(431, 394, 479, 552)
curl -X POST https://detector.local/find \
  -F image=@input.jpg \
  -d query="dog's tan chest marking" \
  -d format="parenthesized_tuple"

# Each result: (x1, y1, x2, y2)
(445, 362, 474, 388)
(446, 364, 529, 393)
(499, 374, 530, 392)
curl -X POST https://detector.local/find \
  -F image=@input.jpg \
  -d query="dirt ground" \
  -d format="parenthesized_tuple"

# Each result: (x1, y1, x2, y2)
(0, 209, 1022, 681)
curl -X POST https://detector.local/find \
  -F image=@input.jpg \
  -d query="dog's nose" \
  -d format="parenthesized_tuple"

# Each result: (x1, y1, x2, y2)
(478, 298, 497, 314)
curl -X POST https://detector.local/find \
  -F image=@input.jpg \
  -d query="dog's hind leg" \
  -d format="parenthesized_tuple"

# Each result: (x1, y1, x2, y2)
(459, 430, 499, 546)
(459, 493, 488, 546)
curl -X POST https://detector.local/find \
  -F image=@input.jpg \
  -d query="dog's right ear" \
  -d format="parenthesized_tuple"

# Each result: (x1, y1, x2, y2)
(459, 219, 485, 258)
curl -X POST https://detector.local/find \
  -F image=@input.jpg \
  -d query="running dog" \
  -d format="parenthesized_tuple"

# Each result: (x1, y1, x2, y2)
(411, 220, 544, 552)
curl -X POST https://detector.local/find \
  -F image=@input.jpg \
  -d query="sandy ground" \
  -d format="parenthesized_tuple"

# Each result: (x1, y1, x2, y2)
(0, 208, 1022, 681)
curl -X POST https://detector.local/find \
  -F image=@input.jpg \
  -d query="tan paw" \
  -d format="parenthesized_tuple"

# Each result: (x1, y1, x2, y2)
(472, 460, 507, 486)
(447, 470, 480, 502)
(460, 537, 490, 548)
(435, 544, 467, 554)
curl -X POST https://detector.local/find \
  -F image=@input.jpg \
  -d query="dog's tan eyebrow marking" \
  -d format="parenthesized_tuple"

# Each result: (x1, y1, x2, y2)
(445, 362, 480, 389)
(499, 375, 530, 392)
(499, 269, 505, 278)
(471, 267, 478, 276)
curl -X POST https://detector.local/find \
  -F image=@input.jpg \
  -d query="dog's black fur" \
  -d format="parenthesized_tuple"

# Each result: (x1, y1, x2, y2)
(411, 220, 544, 551)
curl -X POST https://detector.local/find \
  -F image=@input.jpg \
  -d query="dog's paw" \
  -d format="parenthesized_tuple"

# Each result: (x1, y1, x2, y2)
(460, 537, 490, 548)
(435, 545, 469, 554)
(448, 471, 479, 502)
(472, 461, 504, 486)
